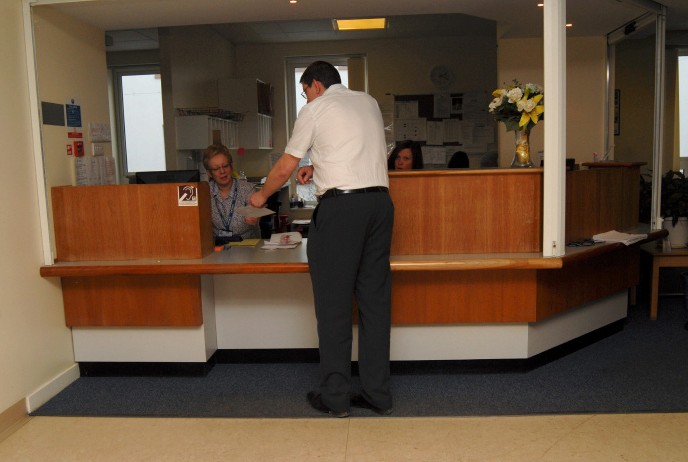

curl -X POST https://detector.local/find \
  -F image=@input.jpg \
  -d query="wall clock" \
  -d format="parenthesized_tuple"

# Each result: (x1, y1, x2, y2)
(430, 65, 455, 88)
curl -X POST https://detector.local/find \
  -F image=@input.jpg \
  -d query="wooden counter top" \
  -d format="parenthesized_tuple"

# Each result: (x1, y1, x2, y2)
(581, 161, 647, 169)
(40, 229, 666, 278)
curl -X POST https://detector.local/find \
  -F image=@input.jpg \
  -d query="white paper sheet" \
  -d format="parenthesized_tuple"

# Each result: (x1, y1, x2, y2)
(235, 206, 275, 218)
(394, 118, 427, 141)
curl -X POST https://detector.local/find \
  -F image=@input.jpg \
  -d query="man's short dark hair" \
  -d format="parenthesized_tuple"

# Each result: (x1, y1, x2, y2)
(300, 61, 342, 88)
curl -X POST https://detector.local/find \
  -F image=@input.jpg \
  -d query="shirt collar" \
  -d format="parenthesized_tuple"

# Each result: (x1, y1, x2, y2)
(209, 180, 221, 198)
(324, 83, 345, 94)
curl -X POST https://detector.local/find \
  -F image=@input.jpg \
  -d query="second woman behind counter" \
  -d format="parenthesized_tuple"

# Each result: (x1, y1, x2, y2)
(203, 144, 260, 244)
(387, 140, 424, 170)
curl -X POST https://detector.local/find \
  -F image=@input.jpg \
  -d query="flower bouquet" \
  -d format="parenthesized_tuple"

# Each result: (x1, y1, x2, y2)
(489, 81, 544, 167)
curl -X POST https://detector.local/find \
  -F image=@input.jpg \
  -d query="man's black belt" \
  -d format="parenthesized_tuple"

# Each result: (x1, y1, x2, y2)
(319, 186, 388, 200)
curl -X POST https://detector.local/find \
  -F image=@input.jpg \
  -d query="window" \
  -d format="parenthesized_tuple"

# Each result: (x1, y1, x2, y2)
(285, 55, 363, 201)
(112, 66, 165, 175)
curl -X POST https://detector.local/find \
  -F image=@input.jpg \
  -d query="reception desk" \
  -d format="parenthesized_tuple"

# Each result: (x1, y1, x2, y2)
(41, 165, 662, 364)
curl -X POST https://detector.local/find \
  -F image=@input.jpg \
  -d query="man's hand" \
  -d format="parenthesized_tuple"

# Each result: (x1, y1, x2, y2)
(250, 153, 301, 208)
(244, 216, 260, 226)
(249, 190, 267, 208)
(296, 166, 314, 185)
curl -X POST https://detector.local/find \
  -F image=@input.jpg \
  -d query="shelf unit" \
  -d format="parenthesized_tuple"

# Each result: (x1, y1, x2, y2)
(218, 78, 273, 149)
(175, 115, 238, 150)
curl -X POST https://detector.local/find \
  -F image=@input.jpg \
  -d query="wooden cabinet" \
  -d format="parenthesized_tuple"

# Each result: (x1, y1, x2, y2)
(218, 78, 273, 149)
(175, 115, 238, 150)
(52, 184, 214, 262)
(50, 184, 213, 327)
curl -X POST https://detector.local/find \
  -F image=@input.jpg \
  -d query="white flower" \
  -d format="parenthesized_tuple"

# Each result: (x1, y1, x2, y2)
(489, 80, 545, 132)
(517, 98, 537, 113)
(488, 96, 503, 112)
(506, 87, 523, 103)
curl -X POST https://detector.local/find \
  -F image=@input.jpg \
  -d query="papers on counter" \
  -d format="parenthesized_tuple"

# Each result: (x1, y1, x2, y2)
(229, 238, 260, 247)
(262, 232, 302, 249)
(235, 206, 275, 218)
(592, 230, 647, 246)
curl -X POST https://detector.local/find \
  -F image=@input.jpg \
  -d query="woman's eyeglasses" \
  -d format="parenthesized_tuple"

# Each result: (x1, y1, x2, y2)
(208, 164, 231, 172)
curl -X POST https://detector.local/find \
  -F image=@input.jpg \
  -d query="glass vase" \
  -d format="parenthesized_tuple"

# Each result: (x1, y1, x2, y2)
(511, 129, 533, 168)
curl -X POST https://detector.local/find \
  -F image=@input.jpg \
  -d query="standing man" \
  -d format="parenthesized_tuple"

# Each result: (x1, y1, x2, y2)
(250, 61, 394, 418)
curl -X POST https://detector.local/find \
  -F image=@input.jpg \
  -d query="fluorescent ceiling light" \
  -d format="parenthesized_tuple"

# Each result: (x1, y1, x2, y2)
(333, 18, 387, 31)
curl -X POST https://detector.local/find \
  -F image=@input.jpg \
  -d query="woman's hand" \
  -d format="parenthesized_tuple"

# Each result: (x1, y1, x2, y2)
(244, 216, 259, 225)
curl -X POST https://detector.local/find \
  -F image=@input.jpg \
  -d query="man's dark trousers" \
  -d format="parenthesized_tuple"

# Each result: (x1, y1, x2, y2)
(307, 190, 394, 412)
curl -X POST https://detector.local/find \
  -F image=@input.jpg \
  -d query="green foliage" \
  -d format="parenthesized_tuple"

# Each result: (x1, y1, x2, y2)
(661, 170, 688, 226)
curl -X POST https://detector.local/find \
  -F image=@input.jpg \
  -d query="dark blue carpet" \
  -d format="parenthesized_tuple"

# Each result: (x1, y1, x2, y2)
(32, 298, 688, 418)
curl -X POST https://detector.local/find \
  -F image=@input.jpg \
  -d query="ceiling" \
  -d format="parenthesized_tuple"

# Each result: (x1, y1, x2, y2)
(38, 0, 688, 51)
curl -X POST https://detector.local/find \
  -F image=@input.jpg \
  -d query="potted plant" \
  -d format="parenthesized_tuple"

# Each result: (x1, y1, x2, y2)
(660, 170, 688, 247)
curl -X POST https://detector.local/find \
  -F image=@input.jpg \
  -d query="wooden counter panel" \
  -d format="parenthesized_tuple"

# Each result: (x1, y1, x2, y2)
(61, 274, 202, 327)
(44, 169, 650, 328)
(566, 167, 640, 243)
(536, 247, 639, 319)
(389, 170, 542, 255)
(391, 270, 538, 324)
(52, 184, 213, 262)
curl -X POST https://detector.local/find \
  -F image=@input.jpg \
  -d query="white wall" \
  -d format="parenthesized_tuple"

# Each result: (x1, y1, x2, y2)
(497, 37, 608, 168)
(34, 6, 111, 190)
(0, 1, 74, 416)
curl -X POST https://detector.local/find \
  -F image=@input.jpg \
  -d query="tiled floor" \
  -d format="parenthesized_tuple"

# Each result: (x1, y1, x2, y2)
(1, 413, 688, 461)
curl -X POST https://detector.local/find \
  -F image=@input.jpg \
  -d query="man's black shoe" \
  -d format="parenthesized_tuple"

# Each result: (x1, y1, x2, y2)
(350, 394, 393, 416)
(307, 391, 349, 418)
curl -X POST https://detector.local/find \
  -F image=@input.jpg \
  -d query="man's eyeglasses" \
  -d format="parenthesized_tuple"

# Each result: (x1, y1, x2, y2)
(208, 164, 231, 172)
(300, 90, 307, 99)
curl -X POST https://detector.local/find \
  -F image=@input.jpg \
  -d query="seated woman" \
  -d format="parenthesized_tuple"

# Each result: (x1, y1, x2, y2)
(447, 151, 469, 168)
(387, 140, 424, 170)
(203, 144, 260, 245)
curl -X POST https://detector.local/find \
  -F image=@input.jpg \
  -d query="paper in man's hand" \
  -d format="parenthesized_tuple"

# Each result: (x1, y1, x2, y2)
(235, 206, 275, 218)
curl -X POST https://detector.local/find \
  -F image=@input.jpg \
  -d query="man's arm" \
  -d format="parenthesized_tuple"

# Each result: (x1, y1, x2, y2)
(249, 153, 301, 208)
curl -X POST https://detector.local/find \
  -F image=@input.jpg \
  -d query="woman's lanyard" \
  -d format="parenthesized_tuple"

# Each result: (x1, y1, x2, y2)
(215, 181, 238, 233)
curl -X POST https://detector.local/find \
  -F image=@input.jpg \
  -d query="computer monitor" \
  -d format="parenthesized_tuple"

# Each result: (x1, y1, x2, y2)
(133, 169, 200, 184)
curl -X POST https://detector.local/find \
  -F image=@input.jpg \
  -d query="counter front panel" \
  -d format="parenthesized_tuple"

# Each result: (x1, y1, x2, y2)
(52, 183, 213, 262)
(389, 169, 543, 255)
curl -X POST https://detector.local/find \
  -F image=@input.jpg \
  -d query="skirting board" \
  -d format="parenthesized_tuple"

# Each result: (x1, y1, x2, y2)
(0, 399, 29, 443)
(25, 363, 80, 413)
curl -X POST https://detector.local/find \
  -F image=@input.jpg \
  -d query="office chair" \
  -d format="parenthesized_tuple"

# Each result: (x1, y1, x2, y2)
(480, 152, 499, 168)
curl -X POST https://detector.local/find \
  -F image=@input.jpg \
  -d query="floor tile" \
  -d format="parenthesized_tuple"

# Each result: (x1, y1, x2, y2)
(0, 416, 349, 462)
(2, 414, 688, 462)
